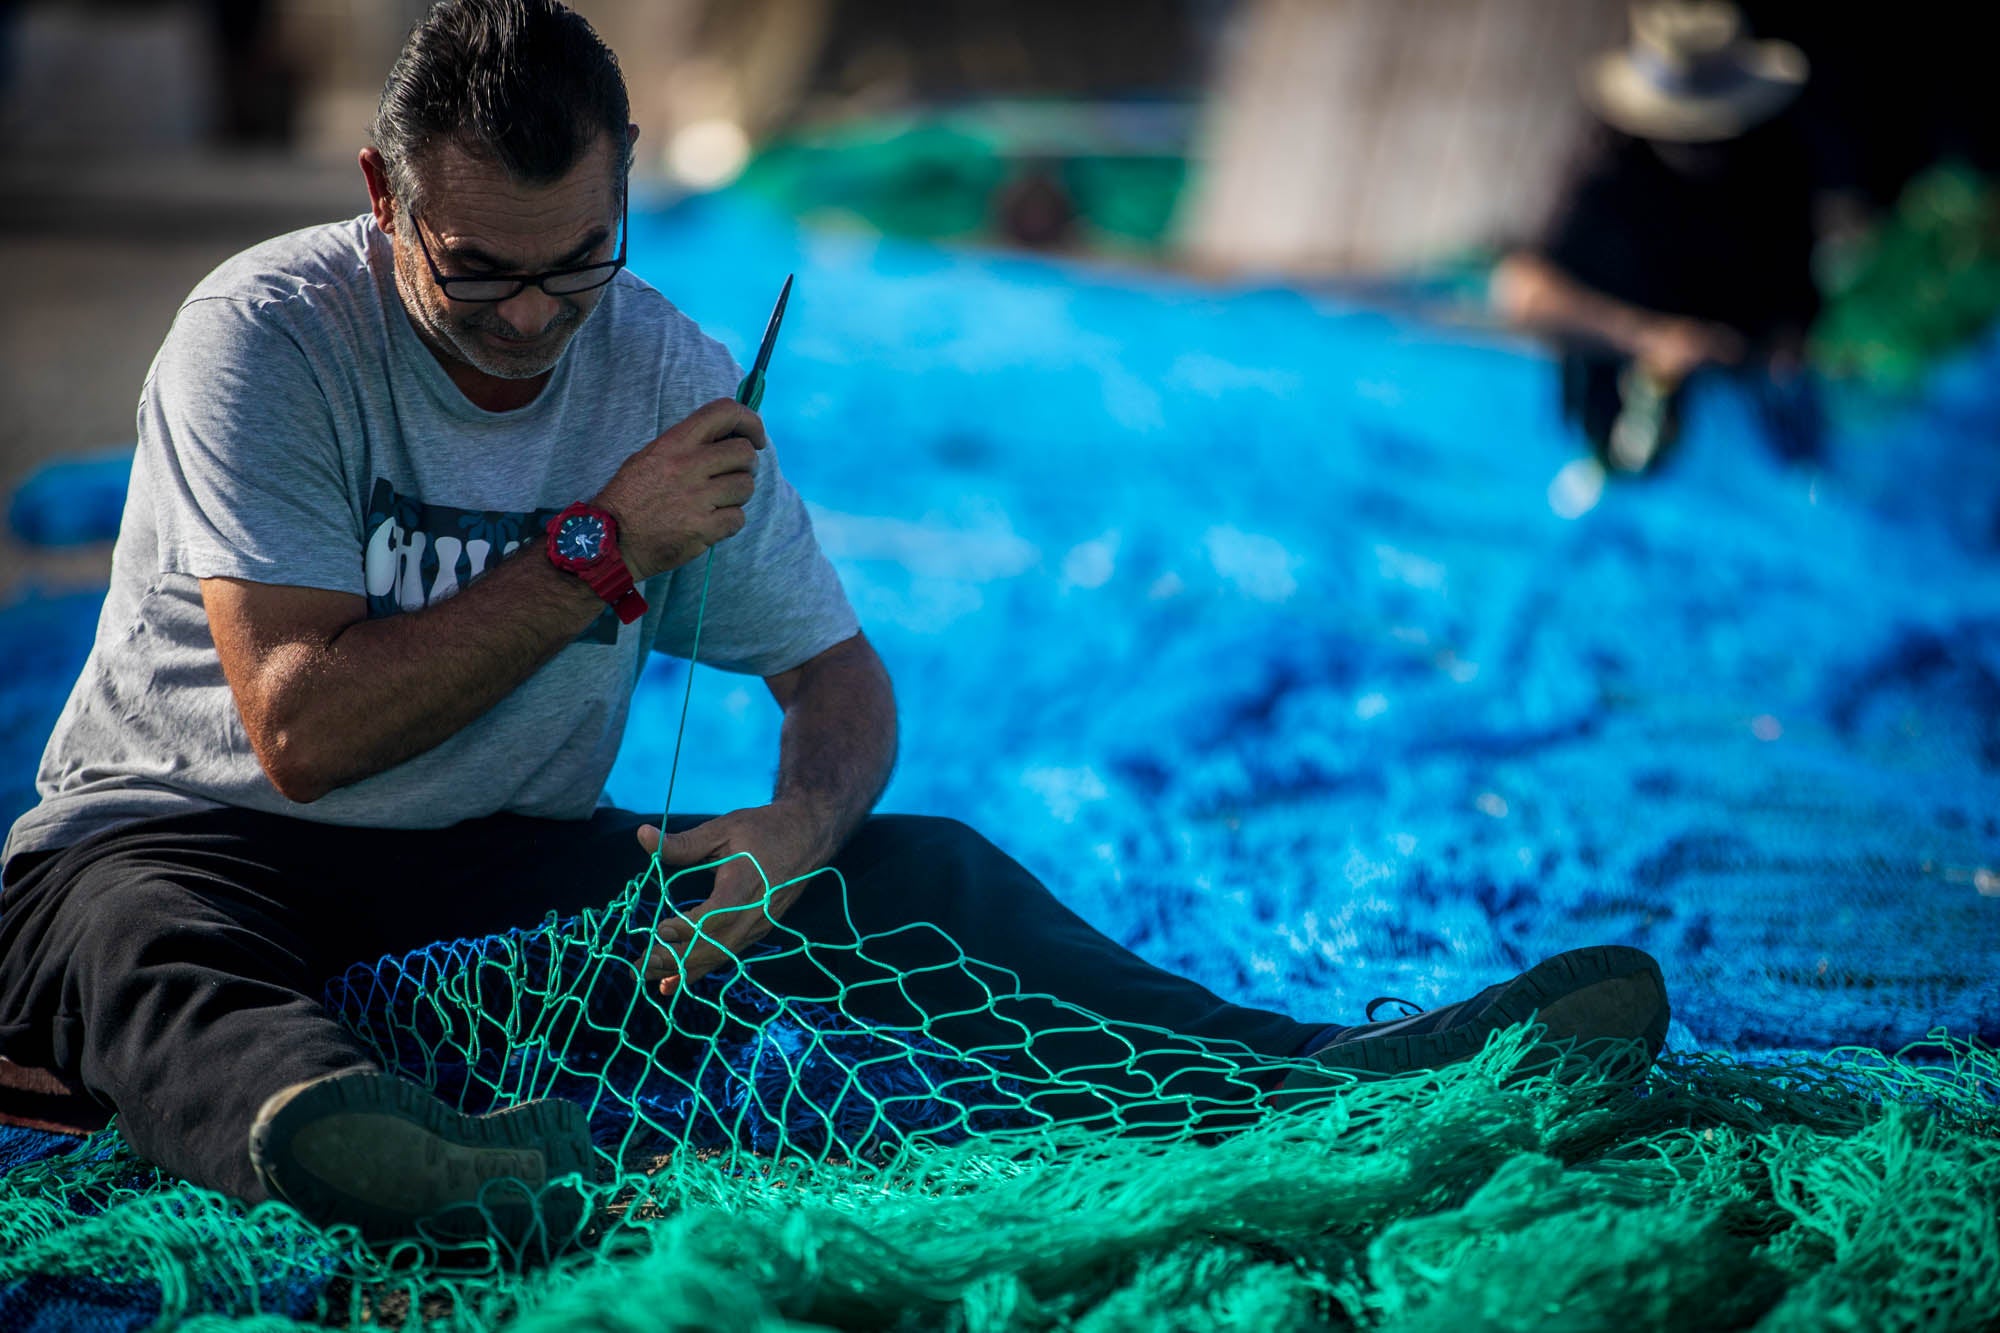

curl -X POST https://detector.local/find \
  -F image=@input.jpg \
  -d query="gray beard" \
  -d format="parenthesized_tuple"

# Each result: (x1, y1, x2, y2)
(394, 244, 589, 382)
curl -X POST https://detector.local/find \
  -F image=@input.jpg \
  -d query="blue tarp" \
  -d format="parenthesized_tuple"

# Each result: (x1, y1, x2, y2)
(4, 190, 1997, 1089)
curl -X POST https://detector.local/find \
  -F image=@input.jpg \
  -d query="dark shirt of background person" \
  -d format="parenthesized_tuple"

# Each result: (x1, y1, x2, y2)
(1538, 114, 1820, 353)
(1495, 2, 1824, 472)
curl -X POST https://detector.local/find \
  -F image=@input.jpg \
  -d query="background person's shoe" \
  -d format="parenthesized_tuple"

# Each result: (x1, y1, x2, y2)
(1280, 945, 1670, 1094)
(249, 1068, 597, 1255)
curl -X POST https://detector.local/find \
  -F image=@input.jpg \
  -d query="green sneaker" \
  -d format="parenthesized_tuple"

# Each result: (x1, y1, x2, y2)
(249, 1068, 597, 1257)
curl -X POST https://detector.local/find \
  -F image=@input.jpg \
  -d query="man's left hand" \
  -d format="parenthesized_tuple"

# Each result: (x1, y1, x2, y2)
(637, 802, 831, 992)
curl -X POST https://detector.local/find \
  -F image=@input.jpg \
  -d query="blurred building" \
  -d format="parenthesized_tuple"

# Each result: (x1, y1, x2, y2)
(1181, 0, 1624, 273)
(0, 0, 1607, 273)
(1, 2, 222, 153)
(1, 0, 1990, 267)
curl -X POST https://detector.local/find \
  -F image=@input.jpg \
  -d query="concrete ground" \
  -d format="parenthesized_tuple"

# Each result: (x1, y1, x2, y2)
(2, 151, 362, 599)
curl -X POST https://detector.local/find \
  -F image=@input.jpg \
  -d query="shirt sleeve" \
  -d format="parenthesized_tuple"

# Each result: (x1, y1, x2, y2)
(141, 295, 362, 594)
(646, 346, 859, 677)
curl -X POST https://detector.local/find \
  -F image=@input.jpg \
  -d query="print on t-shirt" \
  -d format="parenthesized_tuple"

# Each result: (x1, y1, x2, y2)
(362, 478, 619, 643)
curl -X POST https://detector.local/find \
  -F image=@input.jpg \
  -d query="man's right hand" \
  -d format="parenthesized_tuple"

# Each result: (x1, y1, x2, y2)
(593, 397, 768, 579)
(207, 398, 770, 805)
(1634, 316, 1745, 385)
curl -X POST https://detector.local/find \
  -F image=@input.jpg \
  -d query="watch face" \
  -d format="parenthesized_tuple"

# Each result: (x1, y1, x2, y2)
(555, 513, 608, 563)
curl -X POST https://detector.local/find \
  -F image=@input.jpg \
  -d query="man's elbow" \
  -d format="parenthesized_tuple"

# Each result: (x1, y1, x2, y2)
(1489, 253, 1553, 329)
(252, 728, 338, 805)
(237, 691, 344, 804)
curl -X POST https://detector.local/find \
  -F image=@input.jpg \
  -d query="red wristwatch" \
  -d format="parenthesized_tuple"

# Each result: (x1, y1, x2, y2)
(545, 502, 648, 624)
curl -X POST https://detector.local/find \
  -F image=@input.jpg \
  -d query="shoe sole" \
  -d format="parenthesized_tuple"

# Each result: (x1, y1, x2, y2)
(249, 1070, 597, 1251)
(1287, 945, 1670, 1085)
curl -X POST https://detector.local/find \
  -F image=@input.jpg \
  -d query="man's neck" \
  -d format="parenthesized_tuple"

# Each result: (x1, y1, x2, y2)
(437, 351, 551, 414)
(410, 321, 551, 413)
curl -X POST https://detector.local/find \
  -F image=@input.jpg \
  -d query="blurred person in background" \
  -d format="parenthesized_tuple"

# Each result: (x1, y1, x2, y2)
(1492, 2, 1821, 474)
(993, 158, 1080, 251)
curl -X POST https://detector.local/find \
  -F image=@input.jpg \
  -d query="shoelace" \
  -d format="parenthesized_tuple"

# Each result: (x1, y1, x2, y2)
(1364, 996, 1425, 1023)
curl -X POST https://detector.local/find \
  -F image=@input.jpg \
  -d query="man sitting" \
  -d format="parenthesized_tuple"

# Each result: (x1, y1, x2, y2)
(0, 0, 1671, 1247)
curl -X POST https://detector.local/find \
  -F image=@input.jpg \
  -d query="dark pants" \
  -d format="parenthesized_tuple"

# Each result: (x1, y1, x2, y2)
(0, 808, 1316, 1202)
(1560, 347, 1824, 467)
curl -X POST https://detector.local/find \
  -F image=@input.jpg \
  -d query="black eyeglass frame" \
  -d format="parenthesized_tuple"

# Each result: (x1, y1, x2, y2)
(408, 190, 629, 303)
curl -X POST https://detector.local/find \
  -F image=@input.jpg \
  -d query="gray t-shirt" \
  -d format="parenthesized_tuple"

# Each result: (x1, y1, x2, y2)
(4, 215, 856, 862)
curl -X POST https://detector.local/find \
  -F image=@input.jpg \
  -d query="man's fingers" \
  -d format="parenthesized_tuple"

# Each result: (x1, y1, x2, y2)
(690, 465, 756, 535)
(651, 942, 726, 996)
(706, 506, 748, 546)
(646, 909, 764, 991)
(700, 439, 760, 482)
(646, 860, 776, 986)
(711, 469, 756, 506)
(641, 825, 787, 995)
(653, 824, 723, 867)
(687, 398, 768, 451)
(673, 941, 731, 988)
(645, 913, 698, 987)
(734, 407, 769, 451)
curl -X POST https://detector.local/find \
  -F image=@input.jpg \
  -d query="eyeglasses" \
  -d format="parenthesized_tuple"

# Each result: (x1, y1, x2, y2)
(409, 192, 627, 303)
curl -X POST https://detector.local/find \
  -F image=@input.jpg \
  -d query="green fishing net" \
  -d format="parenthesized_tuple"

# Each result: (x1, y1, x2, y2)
(1, 852, 1995, 1331)
(736, 114, 1187, 250)
(1813, 163, 2000, 388)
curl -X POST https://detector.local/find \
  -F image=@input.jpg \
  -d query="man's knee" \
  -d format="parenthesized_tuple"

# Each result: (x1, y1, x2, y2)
(831, 815, 1043, 919)
(849, 814, 996, 869)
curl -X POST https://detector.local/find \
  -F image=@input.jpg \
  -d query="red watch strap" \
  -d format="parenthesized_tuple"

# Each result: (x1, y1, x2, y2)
(609, 586, 648, 624)
(581, 560, 648, 624)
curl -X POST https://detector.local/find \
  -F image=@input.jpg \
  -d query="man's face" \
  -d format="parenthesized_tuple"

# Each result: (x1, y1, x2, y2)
(391, 136, 622, 383)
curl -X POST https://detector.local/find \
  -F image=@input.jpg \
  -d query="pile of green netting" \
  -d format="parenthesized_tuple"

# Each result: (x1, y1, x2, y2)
(2, 856, 1996, 1332)
(735, 112, 1187, 251)
(1813, 163, 2000, 388)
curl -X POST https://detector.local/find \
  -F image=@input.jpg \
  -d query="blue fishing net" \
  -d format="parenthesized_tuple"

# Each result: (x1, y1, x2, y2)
(609, 192, 2000, 1060)
(0, 190, 1995, 1328)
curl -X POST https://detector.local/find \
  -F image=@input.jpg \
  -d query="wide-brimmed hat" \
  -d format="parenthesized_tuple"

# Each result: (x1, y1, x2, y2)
(1583, 2, 1808, 143)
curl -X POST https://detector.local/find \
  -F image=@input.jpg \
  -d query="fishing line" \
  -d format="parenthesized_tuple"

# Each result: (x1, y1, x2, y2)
(648, 278, 788, 852)
(655, 546, 714, 838)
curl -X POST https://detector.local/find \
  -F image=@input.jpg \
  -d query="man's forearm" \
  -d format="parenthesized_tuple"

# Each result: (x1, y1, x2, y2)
(1491, 253, 1652, 356)
(225, 549, 605, 802)
(768, 635, 898, 863)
